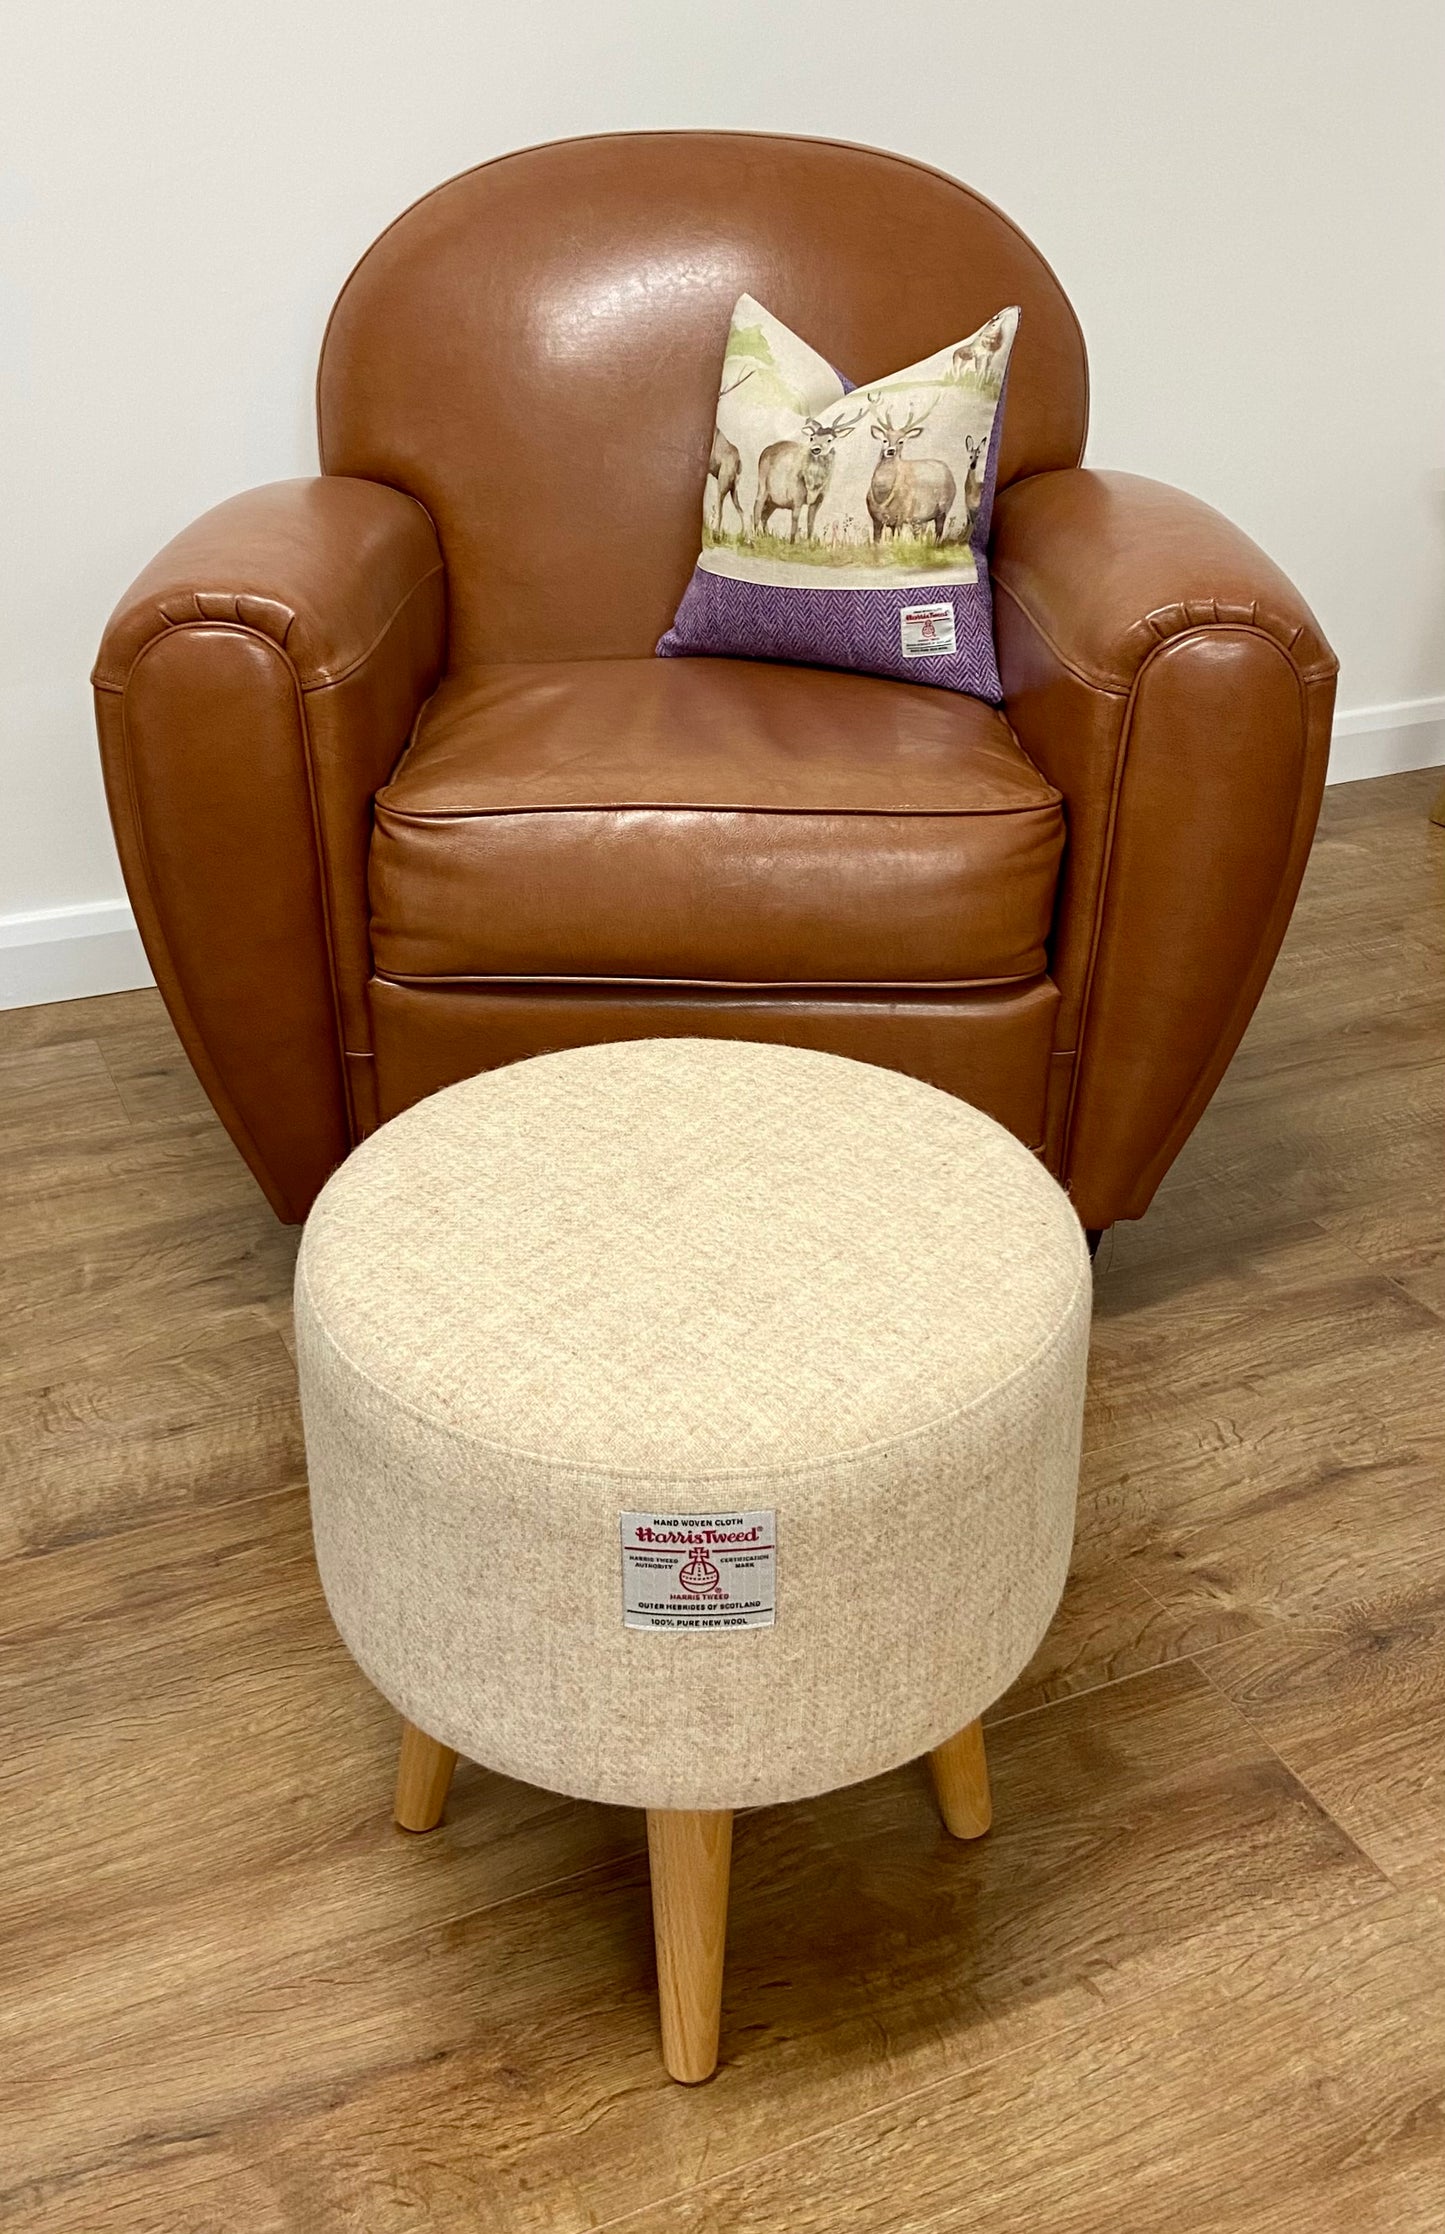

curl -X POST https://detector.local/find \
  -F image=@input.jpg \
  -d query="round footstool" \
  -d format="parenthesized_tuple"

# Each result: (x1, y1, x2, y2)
(295, 1039, 1090, 2081)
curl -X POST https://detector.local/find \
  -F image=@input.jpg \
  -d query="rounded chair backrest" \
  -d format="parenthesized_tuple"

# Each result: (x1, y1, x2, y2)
(318, 132, 1088, 667)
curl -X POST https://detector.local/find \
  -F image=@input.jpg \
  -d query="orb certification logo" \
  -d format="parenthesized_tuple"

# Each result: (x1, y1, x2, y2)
(621, 1512, 776, 1630)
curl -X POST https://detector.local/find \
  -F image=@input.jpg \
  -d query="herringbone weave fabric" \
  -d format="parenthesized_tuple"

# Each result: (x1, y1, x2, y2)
(296, 1039, 1090, 1811)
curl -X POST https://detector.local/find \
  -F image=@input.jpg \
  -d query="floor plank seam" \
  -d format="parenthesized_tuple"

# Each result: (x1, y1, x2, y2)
(578, 2014, 1109, 2234)
(1190, 1653, 1413, 1899)
(985, 1626, 1237, 1730)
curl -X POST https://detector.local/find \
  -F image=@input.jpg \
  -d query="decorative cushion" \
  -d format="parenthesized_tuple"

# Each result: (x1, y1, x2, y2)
(296, 1038, 1090, 1812)
(658, 294, 1018, 699)
(369, 656, 1064, 985)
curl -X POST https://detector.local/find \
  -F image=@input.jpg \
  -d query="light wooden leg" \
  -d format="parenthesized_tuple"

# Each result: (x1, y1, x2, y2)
(394, 1719, 458, 1833)
(646, 1808, 733, 2083)
(929, 1717, 992, 1840)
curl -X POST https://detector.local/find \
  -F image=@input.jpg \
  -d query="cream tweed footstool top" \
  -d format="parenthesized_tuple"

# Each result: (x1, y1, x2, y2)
(295, 1037, 1091, 2082)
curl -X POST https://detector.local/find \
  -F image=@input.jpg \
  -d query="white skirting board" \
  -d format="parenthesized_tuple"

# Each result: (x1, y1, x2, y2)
(1, 698, 1441, 1013)
(0, 900, 155, 1010)
(1326, 695, 1445, 785)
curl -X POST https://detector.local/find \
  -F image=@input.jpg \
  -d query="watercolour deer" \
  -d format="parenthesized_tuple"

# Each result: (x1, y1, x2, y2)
(962, 433, 988, 535)
(751, 405, 867, 542)
(866, 396, 957, 543)
(951, 314, 1008, 387)
(707, 365, 754, 529)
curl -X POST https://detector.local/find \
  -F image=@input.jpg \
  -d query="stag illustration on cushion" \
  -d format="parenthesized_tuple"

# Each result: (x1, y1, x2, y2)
(658, 294, 1018, 699)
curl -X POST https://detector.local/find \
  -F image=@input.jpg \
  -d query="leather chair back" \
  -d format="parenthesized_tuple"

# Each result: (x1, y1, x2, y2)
(318, 132, 1088, 668)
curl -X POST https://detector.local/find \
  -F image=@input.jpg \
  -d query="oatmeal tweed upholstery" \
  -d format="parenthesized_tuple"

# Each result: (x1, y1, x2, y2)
(295, 1038, 1090, 1811)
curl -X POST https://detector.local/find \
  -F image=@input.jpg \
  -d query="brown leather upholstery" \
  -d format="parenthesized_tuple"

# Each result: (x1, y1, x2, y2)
(990, 470, 1336, 1221)
(94, 478, 445, 1214)
(370, 978, 1062, 1149)
(318, 133, 1088, 668)
(371, 661, 1063, 985)
(93, 133, 1337, 1230)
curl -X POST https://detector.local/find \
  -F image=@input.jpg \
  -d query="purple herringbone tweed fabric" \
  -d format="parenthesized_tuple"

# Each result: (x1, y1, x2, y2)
(658, 570, 1004, 698)
(659, 367, 1012, 702)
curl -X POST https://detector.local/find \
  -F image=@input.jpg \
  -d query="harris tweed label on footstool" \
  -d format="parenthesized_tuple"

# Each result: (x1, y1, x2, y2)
(621, 1512, 776, 1630)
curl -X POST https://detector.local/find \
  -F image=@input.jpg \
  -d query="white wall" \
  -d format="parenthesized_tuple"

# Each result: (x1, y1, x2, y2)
(4, 0, 1443, 1001)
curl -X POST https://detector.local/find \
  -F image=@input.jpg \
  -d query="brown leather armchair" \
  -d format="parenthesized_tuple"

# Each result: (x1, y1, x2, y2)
(93, 133, 1337, 1231)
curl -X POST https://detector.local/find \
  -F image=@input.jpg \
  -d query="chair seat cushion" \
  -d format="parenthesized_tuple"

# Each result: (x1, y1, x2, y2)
(369, 658, 1063, 985)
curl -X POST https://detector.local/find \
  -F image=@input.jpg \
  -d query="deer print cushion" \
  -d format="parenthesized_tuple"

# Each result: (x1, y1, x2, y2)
(657, 294, 1019, 699)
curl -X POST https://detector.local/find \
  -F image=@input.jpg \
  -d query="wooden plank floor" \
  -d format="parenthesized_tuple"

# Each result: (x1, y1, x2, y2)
(2, 765, 1443, 2232)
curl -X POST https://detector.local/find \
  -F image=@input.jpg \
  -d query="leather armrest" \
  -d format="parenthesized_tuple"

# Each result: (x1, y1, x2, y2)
(93, 477, 446, 1219)
(991, 468, 1337, 1226)
(93, 476, 443, 692)
(991, 468, 1336, 696)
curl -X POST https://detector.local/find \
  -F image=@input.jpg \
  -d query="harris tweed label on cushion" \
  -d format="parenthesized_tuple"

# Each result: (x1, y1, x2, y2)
(657, 294, 1018, 700)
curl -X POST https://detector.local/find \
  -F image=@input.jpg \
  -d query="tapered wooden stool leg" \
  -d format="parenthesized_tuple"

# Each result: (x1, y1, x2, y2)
(394, 1719, 458, 1832)
(929, 1717, 992, 1839)
(646, 1809, 733, 2083)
